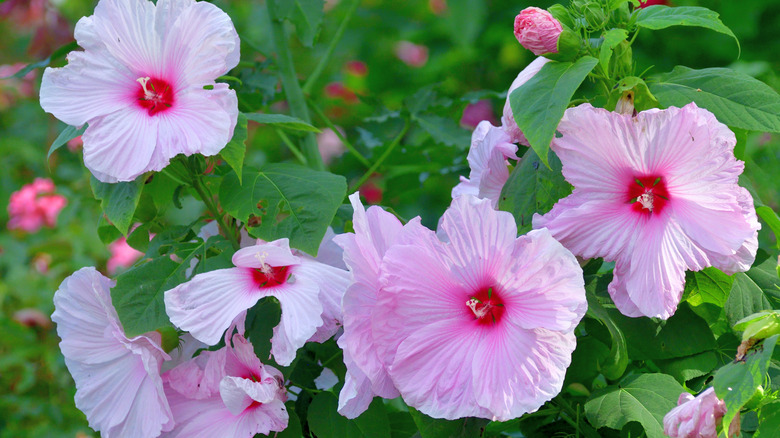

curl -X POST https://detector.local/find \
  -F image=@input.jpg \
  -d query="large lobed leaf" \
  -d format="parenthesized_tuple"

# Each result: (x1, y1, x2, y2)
(649, 66, 780, 133)
(726, 251, 780, 326)
(635, 6, 738, 49)
(220, 163, 346, 255)
(509, 56, 598, 166)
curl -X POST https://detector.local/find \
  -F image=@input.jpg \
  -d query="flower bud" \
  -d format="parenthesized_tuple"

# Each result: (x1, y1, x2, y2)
(514, 7, 563, 56)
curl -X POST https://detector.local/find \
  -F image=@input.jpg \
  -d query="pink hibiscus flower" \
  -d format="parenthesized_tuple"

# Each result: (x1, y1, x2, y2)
(51, 267, 173, 437)
(164, 238, 349, 366)
(451, 121, 519, 208)
(502, 56, 551, 145)
(7, 178, 67, 232)
(161, 333, 288, 437)
(334, 193, 408, 417)
(534, 103, 759, 319)
(39, 0, 240, 182)
(345, 195, 586, 420)
(663, 388, 739, 438)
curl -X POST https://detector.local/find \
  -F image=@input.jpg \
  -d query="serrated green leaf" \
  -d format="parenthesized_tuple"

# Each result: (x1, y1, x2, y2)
(585, 374, 685, 438)
(599, 28, 629, 73)
(683, 267, 733, 308)
(48, 124, 86, 159)
(655, 350, 718, 383)
(510, 56, 598, 166)
(90, 175, 144, 235)
(755, 401, 780, 437)
(413, 113, 470, 149)
(221, 113, 247, 184)
(726, 253, 780, 326)
(220, 164, 346, 255)
(714, 335, 778, 434)
(498, 148, 571, 234)
(243, 112, 321, 133)
(635, 6, 739, 51)
(649, 66, 780, 133)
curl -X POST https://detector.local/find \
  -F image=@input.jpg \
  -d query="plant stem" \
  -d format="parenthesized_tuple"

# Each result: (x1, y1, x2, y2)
(309, 99, 372, 168)
(301, 0, 360, 95)
(191, 174, 239, 251)
(349, 119, 409, 193)
(266, 0, 324, 171)
(275, 128, 308, 166)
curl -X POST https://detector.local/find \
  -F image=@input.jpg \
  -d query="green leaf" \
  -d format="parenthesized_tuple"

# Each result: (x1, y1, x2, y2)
(280, 0, 324, 47)
(683, 267, 733, 308)
(599, 28, 629, 73)
(90, 175, 144, 235)
(445, 0, 487, 47)
(510, 56, 598, 166)
(126, 222, 153, 253)
(585, 373, 686, 438)
(2, 40, 77, 80)
(220, 113, 247, 184)
(635, 6, 739, 51)
(307, 392, 363, 438)
(611, 302, 717, 361)
(111, 256, 182, 337)
(756, 206, 780, 249)
(714, 335, 778, 434)
(726, 253, 780, 326)
(276, 405, 303, 438)
(606, 76, 660, 112)
(408, 407, 488, 438)
(648, 66, 780, 133)
(585, 276, 630, 380)
(498, 148, 571, 234)
(354, 398, 392, 438)
(755, 401, 780, 437)
(655, 350, 718, 383)
(243, 112, 321, 133)
(413, 114, 470, 149)
(220, 164, 346, 255)
(47, 124, 86, 159)
(244, 297, 282, 362)
(388, 411, 418, 438)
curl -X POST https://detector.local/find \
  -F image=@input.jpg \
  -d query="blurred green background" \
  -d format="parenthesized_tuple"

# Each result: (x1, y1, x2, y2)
(1, 0, 778, 436)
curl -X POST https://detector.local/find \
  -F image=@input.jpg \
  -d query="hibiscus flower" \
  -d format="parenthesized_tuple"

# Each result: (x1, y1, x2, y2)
(40, 0, 239, 182)
(534, 103, 759, 319)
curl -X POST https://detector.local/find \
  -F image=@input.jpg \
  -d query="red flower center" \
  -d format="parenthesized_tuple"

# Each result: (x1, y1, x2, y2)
(135, 76, 175, 116)
(466, 286, 505, 325)
(626, 175, 670, 215)
(251, 265, 290, 288)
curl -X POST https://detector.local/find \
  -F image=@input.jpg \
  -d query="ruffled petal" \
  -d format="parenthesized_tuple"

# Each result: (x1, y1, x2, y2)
(232, 240, 300, 269)
(151, 84, 238, 164)
(472, 325, 575, 421)
(90, 0, 162, 76)
(81, 106, 159, 182)
(337, 364, 377, 419)
(296, 259, 349, 343)
(160, 0, 240, 86)
(164, 267, 258, 345)
(269, 273, 324, 366)
(219, 376, 279, 415)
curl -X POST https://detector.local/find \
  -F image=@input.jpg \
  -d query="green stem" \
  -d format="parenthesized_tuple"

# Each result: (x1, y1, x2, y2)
(266, 0, 324, 171)
(349, 120, 409, 193)
(191, 174, 240, 251)
(309, 99, 372, 168)
(301, 0, 360, 95)
(275, 128, 308, 166)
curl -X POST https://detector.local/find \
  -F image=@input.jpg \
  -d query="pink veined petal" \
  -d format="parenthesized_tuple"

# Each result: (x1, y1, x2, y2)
(269, 272, 324, 366)
(160, 0, 240, 86)
(296, 259, 349, 343)
(313, 227, 348, 270)
(90, 0, 162, 76)
(232, 240, 300, 269)
(472, 324, 576, 421)
(164, 267, 258, 345)
(388, 319, 492, 420)
(499, 228, 585, 332)
(337, 362, 378, 419)
(553, 104, 646, 193)
(533, 191, 642, 261)
(607, 263, 645, 318)
(438, 196, 518, 287)
(152, 84, 238, 163)
(219, 376, 280, 415)
(502, 56, 551, 145)
(81, 106, 159, 182)
(452, 122, 492, 199)
(39, 49, 136, 126)
(705, 187, 759, 274)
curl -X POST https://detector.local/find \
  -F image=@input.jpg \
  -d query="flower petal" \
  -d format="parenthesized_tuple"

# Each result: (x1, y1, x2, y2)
(270, 272, 324, 366)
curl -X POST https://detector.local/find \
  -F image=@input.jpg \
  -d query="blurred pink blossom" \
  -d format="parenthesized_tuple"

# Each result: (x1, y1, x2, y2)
(395, 41, 429, 68)
(40, 0, 240, 182)
(0, 63, 37, 109)
(32, 252, 52, 273)
(344, 60, 368, 77)
(534, 103, 760, 319)
(7, 178, 67, 232)
(429, 0, 447, 15)
(460, 100, 498, 129)
(663, 388, 739, 438)
(638, 0, 670, 8)
(325, 82, 358, 103)
(514, 7, 562, 55)
(13, 308, 52, 329)
(67, 135, 83, 152)
(317, 127, 346, 165)
(107, 236, 144, 274)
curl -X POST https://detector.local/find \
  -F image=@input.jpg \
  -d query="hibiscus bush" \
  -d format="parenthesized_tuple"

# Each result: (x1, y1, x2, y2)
(2, 0, 780, 437)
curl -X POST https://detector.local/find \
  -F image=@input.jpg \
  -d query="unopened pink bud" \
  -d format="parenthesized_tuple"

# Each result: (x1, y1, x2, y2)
(395, 41, 429, 68)
(514, 7, 563, 56)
